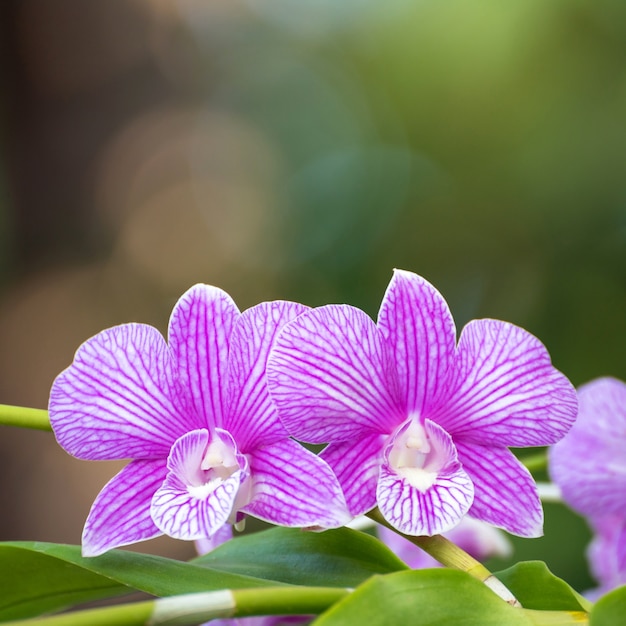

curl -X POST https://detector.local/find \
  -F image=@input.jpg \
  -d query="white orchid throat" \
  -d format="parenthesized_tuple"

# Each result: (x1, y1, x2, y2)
(387, 417, 454, 492)
(187, 433, 242, 500)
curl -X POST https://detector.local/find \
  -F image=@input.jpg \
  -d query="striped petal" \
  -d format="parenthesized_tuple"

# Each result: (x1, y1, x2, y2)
(50, 324, 187, 460)
(168, 284, 240, 431)
(434, 319, 577, 446)
(377, 269, 456, 416)
(267, 304, 403, 443)
(82, 458, 167, 556)
(549, 377, 626, 519)
(455, 441, 543, 537)
(226, 301, 308, 451)
(243, 439, 350, 528)
(377, 420, 473, 536)
(320, 435, 383, 517)
(151, 429, 248, 540)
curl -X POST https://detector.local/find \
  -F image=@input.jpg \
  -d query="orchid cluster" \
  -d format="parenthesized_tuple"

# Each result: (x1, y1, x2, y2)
(48, 270, 577, 555)
(2, 268, 625, 625)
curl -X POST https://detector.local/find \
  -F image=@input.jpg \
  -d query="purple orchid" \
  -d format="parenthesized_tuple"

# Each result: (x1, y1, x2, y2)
(49, 285, 349, 556)
(267, 269, 577, 537)
(549, 377, 626, 596)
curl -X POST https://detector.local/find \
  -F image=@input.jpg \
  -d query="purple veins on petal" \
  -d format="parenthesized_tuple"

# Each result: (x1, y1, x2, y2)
(377, 269, 457, 416)
(151, 428, 249, 540)
(267, 304, 402, 443)
(168, 284, 240, 431)
(455, 441, 543, 537)
(243, 438, 351, 528)
(49, 324, 188, 461)
(320, 435, 383, 517)
(435, 319, 577, 447)
(378, 418, 474, 535)
(82, 459, 167, 557)
(226, 301, 308, 451)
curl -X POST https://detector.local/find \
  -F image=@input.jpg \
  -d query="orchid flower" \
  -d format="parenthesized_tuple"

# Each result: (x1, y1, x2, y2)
(267, 269, 577, 537)
(549, 377, 626, 596)
(49, 285, 349, 556)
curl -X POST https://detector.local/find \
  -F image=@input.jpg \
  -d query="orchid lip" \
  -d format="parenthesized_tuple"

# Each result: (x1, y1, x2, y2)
(386, 416, 444, 493)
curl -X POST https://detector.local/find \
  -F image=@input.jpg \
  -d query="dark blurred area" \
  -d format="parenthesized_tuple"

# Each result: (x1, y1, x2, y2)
(1, 0, 625, 590)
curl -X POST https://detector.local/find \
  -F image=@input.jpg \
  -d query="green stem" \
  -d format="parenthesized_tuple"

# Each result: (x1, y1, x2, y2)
(234, 587, 349, 618)
(366, 508, 520, 607)
(0, 404, 51, 431)
(2, 587, 349, 626)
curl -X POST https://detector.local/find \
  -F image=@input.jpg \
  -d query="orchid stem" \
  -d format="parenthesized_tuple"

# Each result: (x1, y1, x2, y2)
(2, 587, 349, 626)
(366, 508, 521, 608)
(0, 404, 51, 431)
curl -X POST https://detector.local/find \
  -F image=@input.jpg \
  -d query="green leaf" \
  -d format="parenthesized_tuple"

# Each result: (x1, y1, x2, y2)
(312, 569, 534, 625)
(590, 585, 626, 626)
(0, 541, 271, 622)
(494, 561, 592, 612)
(193, 527, 408, 587)
(0, 546, 131, 622)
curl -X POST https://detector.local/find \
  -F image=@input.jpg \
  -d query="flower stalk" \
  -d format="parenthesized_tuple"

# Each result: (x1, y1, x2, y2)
(366, 508, 521, 607)
(0, 404, 51, 431)
(1, 587, 350, 626)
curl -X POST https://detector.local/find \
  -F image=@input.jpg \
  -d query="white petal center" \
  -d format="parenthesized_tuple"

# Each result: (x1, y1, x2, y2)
(388, 418, 442, 492)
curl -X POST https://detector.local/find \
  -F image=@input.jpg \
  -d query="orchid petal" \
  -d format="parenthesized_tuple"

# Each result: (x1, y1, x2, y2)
(267, 304, 402, 443)
(151, 429, 245, 540)
(377, 269, 456, 415)
(226, 301, 308, 450)
(242, 439, 351, 528)
(377, 420, 474, 536)
(168, 284, 240, 431)
(435, 319, 577, 446)
(151, 472, 243, 541)
(82, 459, 166, 556)
(320, 435, 383, 517)
(50, 324, 185, 460)
(455, 441, 543, 537)
(549, 377, 626, 518)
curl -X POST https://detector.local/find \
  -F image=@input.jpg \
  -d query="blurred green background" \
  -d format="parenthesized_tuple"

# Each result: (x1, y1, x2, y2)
(1, 0, 625, 593)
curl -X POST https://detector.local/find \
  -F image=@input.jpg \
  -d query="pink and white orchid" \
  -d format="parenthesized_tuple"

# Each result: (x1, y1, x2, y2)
(49, 285, 349, 556)
(267, 269, 577, 538)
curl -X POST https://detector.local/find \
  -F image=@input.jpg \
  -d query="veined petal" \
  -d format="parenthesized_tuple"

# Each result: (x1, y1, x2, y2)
(151, 429, 248, 540)
(549, 377, 626, 518)
(151, 470, 244, 541)
(50, 324, 186, 460)
(320, 435, 383, 517)
(435, 320, 577, 446)
(226, 301, 309, 451)
(168, 284, 240, 431)
(82, 459, 166, 556)
(377, 420, 474, 536)
(377, 269, 456, 415)
(242, 439, 351, 528)
(455, 441, 543, 537)
(267, 305, 402, 443)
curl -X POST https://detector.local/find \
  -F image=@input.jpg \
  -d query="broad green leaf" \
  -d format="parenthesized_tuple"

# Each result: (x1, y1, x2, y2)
(495, 561, 592, 612)
(194, 527, 408, 587)
(312, 569, 534, 625)
(0, 542, 271, 622)
(0, 546, 131, 622)
(590, 585, 626, 626)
